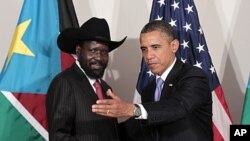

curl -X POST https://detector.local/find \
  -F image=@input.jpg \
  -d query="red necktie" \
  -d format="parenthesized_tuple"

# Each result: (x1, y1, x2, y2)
(93, 80, 104, 99)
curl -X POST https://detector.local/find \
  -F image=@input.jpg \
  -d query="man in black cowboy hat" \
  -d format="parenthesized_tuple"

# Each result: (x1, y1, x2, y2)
(46, 17, 126, 141)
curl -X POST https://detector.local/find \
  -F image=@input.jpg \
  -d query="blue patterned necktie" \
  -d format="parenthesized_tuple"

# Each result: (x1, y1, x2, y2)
(154, 78, 164, 101)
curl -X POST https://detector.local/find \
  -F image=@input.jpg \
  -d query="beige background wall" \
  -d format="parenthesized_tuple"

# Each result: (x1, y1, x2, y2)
(1, 0, 249, 124)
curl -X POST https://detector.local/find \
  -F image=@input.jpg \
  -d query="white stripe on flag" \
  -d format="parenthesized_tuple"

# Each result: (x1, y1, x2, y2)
(133, 90, 142, 103)
(212, 91, 232, 141)
(2, 91, 48, 141)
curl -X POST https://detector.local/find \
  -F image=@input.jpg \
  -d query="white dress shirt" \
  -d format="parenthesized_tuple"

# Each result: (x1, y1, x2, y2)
(136, 58, 177, 119)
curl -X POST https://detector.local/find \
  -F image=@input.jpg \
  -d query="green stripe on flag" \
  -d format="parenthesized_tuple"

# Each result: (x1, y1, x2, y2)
(0, 92, 45, 141)
(241, 78, 250, 124)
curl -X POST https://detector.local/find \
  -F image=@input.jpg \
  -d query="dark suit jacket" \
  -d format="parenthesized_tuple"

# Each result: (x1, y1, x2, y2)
(46, 63, 120, 141)
(121, 60, 213, 141)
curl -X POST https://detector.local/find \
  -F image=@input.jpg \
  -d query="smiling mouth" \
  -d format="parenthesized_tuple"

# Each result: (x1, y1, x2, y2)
(90, 62, 103, 69)
(91, 64, 102, 69)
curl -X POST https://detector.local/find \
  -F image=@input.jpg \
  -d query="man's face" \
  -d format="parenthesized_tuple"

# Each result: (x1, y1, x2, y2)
(140, 30, 179, 76)
(76, 41, 109, 79)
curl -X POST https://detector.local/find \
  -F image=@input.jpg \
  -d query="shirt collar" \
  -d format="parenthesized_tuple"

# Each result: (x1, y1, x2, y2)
(156, 57, 176, 82)
(75, 60, 97, 86)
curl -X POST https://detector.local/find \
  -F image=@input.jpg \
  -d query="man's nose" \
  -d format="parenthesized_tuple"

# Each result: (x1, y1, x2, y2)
(145, 50, 154, 60)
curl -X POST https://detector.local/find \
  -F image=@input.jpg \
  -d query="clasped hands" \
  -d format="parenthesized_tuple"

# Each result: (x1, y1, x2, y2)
(92, 89, 135, 118)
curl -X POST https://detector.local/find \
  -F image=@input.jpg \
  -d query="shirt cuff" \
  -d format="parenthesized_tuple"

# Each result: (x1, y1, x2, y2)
(135, 104, 148, 119)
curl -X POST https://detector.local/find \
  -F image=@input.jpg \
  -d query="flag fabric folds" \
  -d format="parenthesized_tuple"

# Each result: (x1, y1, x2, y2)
(135, 0, 232, 141)
(0, 0, 78, 140)
(241, 76, 250, 124)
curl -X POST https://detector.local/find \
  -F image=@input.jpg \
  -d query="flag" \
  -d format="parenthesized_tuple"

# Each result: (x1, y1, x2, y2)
(241, 76, 250, 124)
(135, 0, 232, 141)
(0, 0, 78, 140)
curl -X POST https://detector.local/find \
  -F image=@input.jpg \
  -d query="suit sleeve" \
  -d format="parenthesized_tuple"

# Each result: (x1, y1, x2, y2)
(119, 118, 151, 141)
(46, 76, 77, 141)
(142, 67, 211, 125)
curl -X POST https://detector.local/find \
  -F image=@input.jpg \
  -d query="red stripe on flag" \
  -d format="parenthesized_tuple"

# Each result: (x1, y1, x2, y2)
(214, 85, 232, 121)
(60, 52, 75, 71)
(212, 123, 224, 141)
(12, 93, 47, 129)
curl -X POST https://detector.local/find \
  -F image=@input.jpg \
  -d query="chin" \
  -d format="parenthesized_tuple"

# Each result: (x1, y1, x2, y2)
(152, 71, 161, 76)
(92, 70, 105, 78)
(150, 69, 157, 74)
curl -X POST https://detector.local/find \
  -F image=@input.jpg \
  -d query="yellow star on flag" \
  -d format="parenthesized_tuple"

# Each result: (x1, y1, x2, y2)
(5, 19, 35, 69)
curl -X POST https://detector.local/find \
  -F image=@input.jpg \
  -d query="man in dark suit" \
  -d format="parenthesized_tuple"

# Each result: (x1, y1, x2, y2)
(92, 20, 213, 141)
(46, 17, 126, 141)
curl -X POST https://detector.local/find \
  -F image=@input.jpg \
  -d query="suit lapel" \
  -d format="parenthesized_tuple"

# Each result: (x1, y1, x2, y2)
(72, 63, 113, 100)
(100, 79, 112, 99)
(160, 60, 183, 99)
(141, 80, 157, 102)
(71, 63, 99, 100)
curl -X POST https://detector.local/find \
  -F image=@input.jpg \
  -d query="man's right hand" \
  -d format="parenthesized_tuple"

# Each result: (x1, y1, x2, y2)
(92, 89, 135, 118)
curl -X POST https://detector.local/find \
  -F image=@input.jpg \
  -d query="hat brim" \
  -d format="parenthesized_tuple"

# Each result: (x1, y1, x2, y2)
(57, 28, 127, 54)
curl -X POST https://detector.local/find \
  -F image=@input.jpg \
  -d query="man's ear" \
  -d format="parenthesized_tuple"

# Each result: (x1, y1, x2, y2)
(75, 46, 81, 58)
(171, 39, 179, 53)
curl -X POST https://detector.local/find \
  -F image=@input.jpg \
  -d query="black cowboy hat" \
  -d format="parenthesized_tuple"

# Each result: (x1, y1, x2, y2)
(57, 17, 127, 54)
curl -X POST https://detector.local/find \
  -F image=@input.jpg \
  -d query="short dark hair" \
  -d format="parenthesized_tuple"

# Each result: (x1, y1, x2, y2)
(140, 20, 177, 41)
